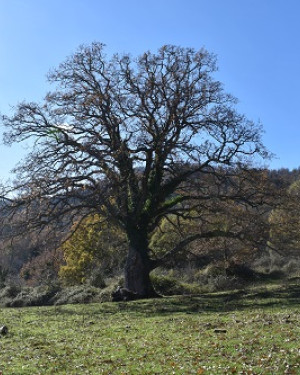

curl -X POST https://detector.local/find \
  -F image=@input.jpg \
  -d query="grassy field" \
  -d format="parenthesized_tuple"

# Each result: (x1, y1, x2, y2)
(0, 282, 300, 374)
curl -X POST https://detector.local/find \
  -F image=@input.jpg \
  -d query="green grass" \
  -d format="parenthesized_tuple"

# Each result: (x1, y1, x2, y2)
(1, 282, 300, 374)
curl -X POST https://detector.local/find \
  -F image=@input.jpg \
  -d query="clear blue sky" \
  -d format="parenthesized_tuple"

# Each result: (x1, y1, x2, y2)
(0, 0, 299, 181)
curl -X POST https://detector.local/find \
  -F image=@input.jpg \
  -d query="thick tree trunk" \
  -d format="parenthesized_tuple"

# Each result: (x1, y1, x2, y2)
(124, 232, 158, 298)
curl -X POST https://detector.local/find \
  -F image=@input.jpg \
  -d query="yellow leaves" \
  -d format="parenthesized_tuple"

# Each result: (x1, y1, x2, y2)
(197, 368, 205, 374)
(59, 213, 126, 285)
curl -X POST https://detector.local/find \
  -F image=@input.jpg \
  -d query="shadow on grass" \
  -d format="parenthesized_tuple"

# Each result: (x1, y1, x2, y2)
(38, 280, 300, 318)
(106, 281, 300, 315)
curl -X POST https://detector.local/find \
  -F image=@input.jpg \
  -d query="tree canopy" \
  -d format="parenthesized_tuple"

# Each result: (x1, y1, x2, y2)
(1, 43, 269, 297)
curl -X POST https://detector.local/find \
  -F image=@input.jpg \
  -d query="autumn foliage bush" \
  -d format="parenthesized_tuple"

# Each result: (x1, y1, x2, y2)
(59, 215, 127, 286)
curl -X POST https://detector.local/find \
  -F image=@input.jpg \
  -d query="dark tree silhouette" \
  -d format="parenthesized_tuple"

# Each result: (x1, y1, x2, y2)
(1, 43, 268, 297)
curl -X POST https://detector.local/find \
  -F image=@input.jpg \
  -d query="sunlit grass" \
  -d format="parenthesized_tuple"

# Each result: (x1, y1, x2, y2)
(0, 283, 300, 374)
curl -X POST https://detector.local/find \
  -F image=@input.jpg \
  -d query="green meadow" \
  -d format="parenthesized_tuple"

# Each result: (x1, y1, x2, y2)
(0, 282, 300, 374)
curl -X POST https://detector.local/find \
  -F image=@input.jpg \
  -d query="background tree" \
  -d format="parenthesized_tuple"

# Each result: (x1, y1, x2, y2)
(1, 43, 268, 297)
(269, 180, 300, 254)
(20, 248, 63, 287)
(0, 210, 64, 286)
(150, 168, 271, 268)
(59, 214, 126, 286)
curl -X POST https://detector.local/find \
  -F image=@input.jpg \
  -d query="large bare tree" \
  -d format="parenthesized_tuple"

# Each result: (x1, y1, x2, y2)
(1, 43, 268, 297)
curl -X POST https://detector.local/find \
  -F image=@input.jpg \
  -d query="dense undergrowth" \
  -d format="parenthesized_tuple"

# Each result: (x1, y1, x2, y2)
(0, 257, 298, 308)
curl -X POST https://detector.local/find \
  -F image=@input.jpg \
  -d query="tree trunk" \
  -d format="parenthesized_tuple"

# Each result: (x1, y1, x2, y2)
(124, 232, 158, 298)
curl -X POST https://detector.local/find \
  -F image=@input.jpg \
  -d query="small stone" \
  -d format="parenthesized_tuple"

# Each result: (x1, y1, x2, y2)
(214, 329, 227, 334)
(0, 326, 8, 335)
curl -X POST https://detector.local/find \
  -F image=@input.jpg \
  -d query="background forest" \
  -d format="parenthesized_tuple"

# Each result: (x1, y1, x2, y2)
(0, 166, 299, 306)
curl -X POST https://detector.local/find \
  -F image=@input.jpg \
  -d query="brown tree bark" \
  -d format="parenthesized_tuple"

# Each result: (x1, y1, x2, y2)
(124, 231, 158, 298)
